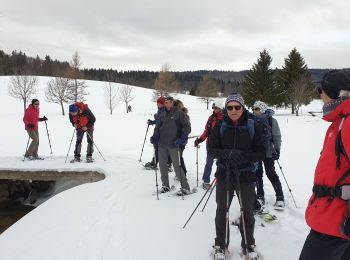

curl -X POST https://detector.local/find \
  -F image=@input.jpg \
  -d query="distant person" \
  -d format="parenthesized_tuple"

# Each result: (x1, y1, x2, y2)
(150, 96, 191, 196)
(23, 98, 47, 160)
(252, 100, 284, 210)
(69, 102, 96, 163)
(209, 93, 265, 260)
(195, 101, 223, 189)
(127, 105, 132, 113)
(299, 70, 350, 260)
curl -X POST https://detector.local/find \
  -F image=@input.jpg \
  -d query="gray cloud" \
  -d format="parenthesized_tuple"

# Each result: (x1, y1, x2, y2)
(1, 0, 350, 71)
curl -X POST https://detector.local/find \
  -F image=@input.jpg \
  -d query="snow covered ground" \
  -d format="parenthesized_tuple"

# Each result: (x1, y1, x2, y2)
(0, 76, 327, 259)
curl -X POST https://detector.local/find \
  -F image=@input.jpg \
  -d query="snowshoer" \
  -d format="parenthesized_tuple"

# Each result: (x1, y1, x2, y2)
(208, 93, 265, 259)
(23, 98, 48, 160)
(195, 99, 223, 189)
(68, 102, 96, 163)
(252, 101, 284, 209)
(299, 70, 350, 260)
(150, 96, 191, 196)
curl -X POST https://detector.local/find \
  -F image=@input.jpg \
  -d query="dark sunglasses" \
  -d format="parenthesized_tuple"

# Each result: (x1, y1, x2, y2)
(226, 105, 242, 111)
(316, 87, 323, 95)
(252, 107, 260, 111)
(34, 103, 40, 105)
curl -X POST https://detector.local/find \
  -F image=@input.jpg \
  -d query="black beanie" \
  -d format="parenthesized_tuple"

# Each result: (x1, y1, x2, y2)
(321, 70, 350, 99)
(31, 99, 39, 105)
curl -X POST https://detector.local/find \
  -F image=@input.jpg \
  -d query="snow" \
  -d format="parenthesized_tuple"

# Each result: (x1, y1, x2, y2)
(0, 76, 327, 259)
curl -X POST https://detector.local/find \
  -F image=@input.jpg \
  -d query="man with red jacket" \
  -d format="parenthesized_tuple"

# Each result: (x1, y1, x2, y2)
(195, 101, 223, 189)
(69, 102, 96, 163)
(23, 98, 47, 160)
(299, 70, 350, 260)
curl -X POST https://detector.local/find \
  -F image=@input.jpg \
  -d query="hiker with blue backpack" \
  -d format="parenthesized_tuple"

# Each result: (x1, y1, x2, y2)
(209, 93, 265, 260)
(252, 101, 284, 210)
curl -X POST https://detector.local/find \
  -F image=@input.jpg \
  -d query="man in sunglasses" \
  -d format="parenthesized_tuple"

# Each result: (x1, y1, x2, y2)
(299, 70, 350, 260)
(208, 93, 265, 259)
(23, 98, 48, 160)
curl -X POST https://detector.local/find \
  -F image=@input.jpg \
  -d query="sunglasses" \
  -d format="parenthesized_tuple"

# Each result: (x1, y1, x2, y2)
(34, 103, 40, 106)
(252, 107, 260, 111)
(226, 105, 242, 111)
(316, 87, 323, 95)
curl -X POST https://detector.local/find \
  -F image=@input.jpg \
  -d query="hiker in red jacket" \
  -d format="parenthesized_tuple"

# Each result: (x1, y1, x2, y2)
(23, 99, 47, 160)
(299, 70, 350, 260)
(69, 102, 96, 163)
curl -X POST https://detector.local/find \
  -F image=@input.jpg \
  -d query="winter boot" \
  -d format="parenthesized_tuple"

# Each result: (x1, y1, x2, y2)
(213, 246, 226, 260)
(257, 196, 265, 206)
(167, 163, 173, 172)
(144, 162, 157, 170)
(241, 245, 259, 260)
(86, 156, 94, 163)
(160, 186, 170, 193)
(176, 188, 191, 196)
(202, 182, 211, 190)
(70, 157, 81, 163)
(274, 200, 285, 210)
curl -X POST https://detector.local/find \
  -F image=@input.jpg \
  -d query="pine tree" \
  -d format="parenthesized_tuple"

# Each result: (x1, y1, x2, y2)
(277, 48, 313, 114)
(242, 49, 278, 107)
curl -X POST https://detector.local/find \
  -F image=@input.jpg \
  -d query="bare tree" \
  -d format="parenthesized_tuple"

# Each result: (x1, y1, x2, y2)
(8, 75, 38, 112)
(46, 77, 72, 115)
(290, 75, 314, 116)
(119, 84, 134, 113)
(67, 51, 88, 102)
(104, 82, 119, 115)
(197, 76, 219, 109)
(153, 63, 179, 97)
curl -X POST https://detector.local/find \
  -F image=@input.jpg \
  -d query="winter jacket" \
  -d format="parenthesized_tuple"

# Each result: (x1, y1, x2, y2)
(69, 102, 96, 129)
(23, 104, 40, 131)
(305, 98, 350, 240)
(199, 111, 223, 144)
(149, 107, 166, 126)
(153, 106, 191, 148)
(208, 110, 265, 183)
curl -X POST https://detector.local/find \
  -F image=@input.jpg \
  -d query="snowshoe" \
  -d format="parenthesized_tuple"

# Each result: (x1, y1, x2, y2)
(160, 186, 171, 193)
(257, 196, 265, 206)
(144, 162, 158, 170)
(202, 182, 211, 190)
(240, 245, 260, 260)
(213, 246, 226, 260)
(33, 156, 44, 160)
(274, 200, 285, 211)
(176, 188, 191, 196)
(70, 157, 81, 163)
(86, 156, 94, 163)
(258, 213, 277, 223)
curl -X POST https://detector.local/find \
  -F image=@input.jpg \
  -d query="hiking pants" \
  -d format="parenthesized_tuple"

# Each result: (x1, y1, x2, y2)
(215, 178, 256, 250)
(74, 128, 94, 158)
(202, 146, 215, 183)
(299, 229, 350, 260)
(256, 158, 284, 200)
(158, 146, 190, 190)
(25, 130, 39, 157)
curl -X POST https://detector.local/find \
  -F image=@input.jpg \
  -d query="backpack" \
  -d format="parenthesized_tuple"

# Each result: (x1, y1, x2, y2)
(248, 113, 273, 154)
(335, 114, 350, 169)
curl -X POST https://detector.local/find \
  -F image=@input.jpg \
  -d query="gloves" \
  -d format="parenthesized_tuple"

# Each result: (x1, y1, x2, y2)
(150, 135, 159, 145)
(175, 134, 188, 147)
(27, 123, 35, 129)
(227, 149, 247, 166)
(194, 138, 202, 147)
(39, 116, 48, 121)
(147, 119, 153, 125)
(272, 150, 280, 160)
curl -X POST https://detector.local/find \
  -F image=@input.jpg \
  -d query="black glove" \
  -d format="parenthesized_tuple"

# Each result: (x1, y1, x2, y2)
(39, 116, 48, 121)
(27, 123, 35, 129)
(194, 138, 202, 147)
(227, 149, 247, 166)
(272, 150, 280, 160)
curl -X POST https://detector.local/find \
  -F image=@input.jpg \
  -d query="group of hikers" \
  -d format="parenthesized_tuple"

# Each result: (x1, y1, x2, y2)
(23, 100, 96, 163)
(21, 69, 350, 259)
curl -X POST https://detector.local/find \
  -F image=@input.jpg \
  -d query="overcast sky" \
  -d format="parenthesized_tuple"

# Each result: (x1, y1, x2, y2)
(1, 0, 349, 71)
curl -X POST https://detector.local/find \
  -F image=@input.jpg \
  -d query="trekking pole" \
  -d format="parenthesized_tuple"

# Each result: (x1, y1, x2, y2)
(196, 145, 199, 187)
(201, 180, 217, 212)
(224, 159, 232, 252)
(65, 129, 76, 163)
(44, 120, 53, 154)
(178, 147, 184, 200)
(276, 160, 298, 208)
(232, 164, 249, 257)
(182, 178, 216, 229)
(23, 136, 31, 161)
(86, 131, 106, 161)
(139, 124, 150, 162)
(153, 148, 159, 200)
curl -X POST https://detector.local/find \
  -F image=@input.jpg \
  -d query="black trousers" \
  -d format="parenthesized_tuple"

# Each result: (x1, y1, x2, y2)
(74, 128, 94, 157)
(299, 230, 350, 260)
(215, 177, 256, 250)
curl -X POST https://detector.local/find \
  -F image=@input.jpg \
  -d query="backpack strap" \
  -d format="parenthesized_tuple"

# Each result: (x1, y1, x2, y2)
(335, 114, 350, 169)
(246, 118, 255, 140)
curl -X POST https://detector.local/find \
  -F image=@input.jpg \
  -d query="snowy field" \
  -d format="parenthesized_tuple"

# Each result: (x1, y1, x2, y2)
(0, 76, 327, 260)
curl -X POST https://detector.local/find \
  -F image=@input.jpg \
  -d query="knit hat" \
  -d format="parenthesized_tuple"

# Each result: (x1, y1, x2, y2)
(31, 99, 39, 105)
(253, 100, 268, 113)
(318, 70, 350, 99)
(165, 96, 174, 101)
(69, 104, 78, 113)
(157, 96, 165, 104)
(225, 92, 245, 107)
